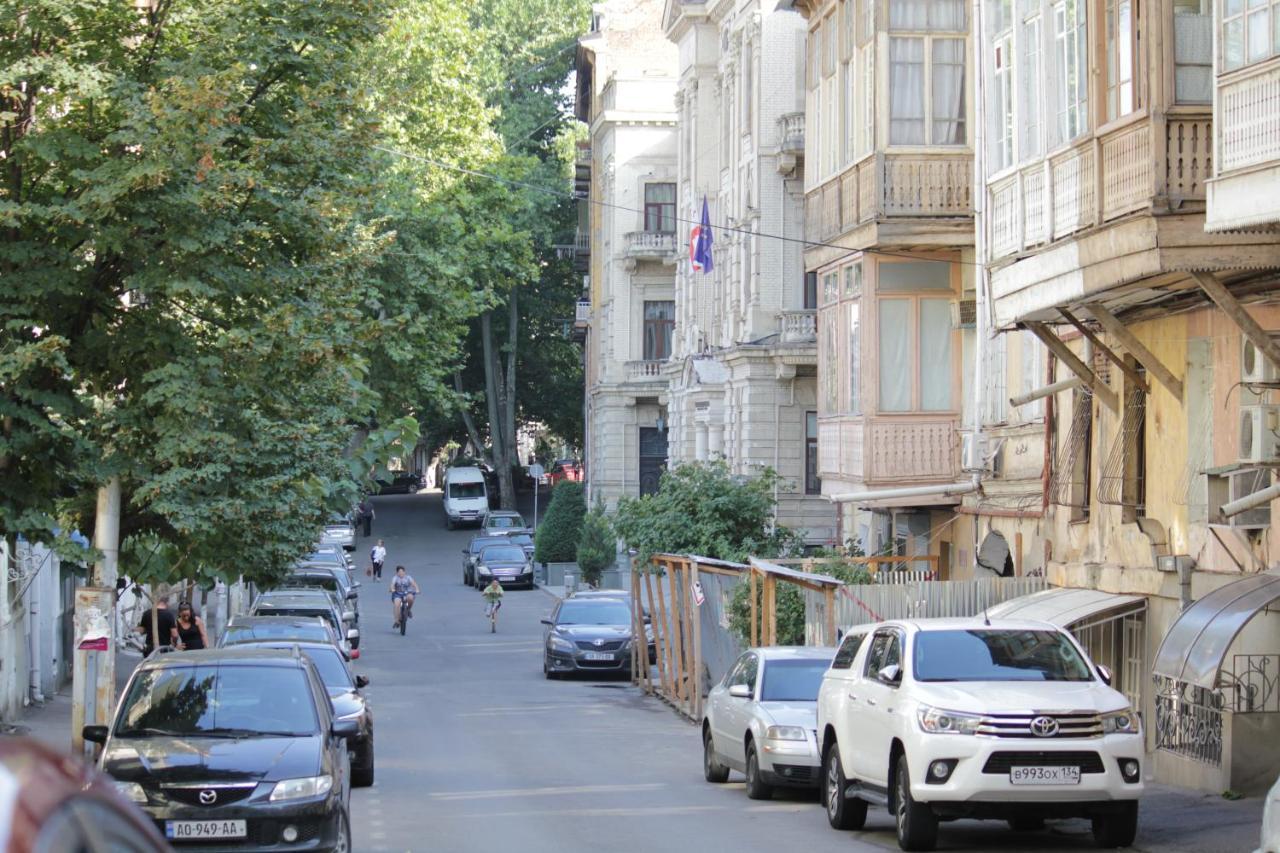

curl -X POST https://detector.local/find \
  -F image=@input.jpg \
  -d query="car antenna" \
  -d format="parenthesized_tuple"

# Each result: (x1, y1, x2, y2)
(983, 604, 991, 627)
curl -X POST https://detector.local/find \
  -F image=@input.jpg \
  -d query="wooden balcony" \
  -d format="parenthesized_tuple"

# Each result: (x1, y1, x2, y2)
(804, 152, 972, 245)
(987, 110, 1212, 262)
(818, 414, 960, 487)
(1207, 58, 1280, 230)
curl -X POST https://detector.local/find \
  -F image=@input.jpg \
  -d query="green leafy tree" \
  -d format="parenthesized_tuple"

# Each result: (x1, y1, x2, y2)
(727, 551, 873, 647)
(575, 501, 615, 586)
(534, 480, 586, 564)
(612, 461, 802, 566)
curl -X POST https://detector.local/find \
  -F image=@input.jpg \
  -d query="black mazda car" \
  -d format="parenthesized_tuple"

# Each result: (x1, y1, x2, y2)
(541, 598, 636, 679)
(86, 647, 355, 852)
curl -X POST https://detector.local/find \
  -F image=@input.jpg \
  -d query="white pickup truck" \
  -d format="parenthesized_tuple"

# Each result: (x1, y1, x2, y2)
(816, 617, 1143, 851)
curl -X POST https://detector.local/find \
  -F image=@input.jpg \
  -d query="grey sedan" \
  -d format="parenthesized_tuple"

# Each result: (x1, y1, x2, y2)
(542, 598, 636, 679)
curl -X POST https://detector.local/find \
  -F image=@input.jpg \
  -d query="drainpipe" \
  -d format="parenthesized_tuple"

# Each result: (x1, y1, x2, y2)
(1220, 480, 1280, 519)
(27, 579, 41, 703)
(828, 475, 981, 505)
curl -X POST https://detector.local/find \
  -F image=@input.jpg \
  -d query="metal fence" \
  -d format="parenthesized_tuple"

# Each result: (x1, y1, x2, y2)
(1155, 677, 1223, 765)
(691, 570, 744, 699)
(805, 576, 1047, 637)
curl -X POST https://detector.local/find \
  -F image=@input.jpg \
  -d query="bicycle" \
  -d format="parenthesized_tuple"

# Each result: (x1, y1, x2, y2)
(485, 600, 501, 633)
(394, 594, 414, 635)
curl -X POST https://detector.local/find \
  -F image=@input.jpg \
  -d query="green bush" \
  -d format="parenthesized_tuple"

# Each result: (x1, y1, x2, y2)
(575, 502, 615, 586)
(534, 481, 586, 563)
(727, 552, 874, 646)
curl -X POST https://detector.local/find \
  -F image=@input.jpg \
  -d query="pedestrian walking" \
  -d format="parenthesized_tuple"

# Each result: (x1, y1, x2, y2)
(174, 601, 209, 650)
(370, 539, 387, 580)
(135, 597, 177, 656)
(358, 498, 374, 537)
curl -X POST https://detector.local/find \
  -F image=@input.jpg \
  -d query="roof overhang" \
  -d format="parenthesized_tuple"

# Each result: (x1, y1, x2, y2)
(987, 587, 1146, 630)
(1153, 570, 1280, 689)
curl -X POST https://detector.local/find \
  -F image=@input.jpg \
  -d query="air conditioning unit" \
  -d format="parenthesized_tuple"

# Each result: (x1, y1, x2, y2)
(1239, 405, 1280, 463)
(951, 298, 977, 330)
(1209, 468, 1273, 530)
(1241, 335, 1280, 384)
(961, 433, 996, 473)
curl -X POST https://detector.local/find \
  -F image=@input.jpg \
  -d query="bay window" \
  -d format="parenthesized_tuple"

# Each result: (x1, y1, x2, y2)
(845, 262, 863, 416)
(1173, 0, 1211, 103)
(1053, 0, 1088, 144)
(876, 261, 956, 413)
(889, 5, 967, 148)
(1104, 0, 1137, 121)
(991, 25, 1015, 172)
(1222, 0, 1280, 70)
(1019, 7, 1043, 159)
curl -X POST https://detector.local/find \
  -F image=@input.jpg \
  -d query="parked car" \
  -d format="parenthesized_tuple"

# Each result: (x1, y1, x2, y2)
(568, 590, 654, 663)
(546, 459, 583, 486)
(234, 641, 374, 788)
(702, 646, 837, 798)
(85, 647, 355, 851)
(505, 532, 535, 560)
(289, 565, 360, 610)
(0, 737, 170, 851)
(443, 466, 489, 529)
(473, 542, 534, 590)
(482, 510, 529, 536)
(462, 536, 512, 586)
(252, 590, 360, 653)
(320, 515, 355, 552)
(375, 473, 420, 495)
(308, 544, 354, 574)
(541, 597, 636, 679)
(220, 615, 352, 661)
(816, 618, 1143, 851)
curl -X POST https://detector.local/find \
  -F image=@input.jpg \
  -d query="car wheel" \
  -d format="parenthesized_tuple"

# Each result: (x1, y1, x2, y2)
(445, 518, 454, 530)
(823, 740, 867, 830)
(1092, 802, 1138, 848)
(744, 740, 773, 800)
(894, 754, 938, 851)
(332, 809, 351, 853)
(544, 657, 558, 680)
(703, 727, 729, 783)
(351, 745, 375, 788)
(1008, 817, 1045, 832)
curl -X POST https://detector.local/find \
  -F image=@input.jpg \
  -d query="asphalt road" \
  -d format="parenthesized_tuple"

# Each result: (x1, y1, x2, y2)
(345, 492, 1254, 853)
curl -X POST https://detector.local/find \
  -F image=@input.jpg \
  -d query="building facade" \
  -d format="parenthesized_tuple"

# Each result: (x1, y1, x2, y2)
(784, 0, 976, 565)
(663, 0, 835, 544)
(575, 0, 680, 508)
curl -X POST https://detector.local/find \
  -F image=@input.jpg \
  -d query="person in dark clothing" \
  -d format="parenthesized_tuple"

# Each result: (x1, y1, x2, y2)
(358, 498, 374, 537)
(174, 600, 208, 650)
(135, 598, 177, 656)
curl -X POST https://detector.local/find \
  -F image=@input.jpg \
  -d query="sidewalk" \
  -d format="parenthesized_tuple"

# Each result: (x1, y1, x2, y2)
(5, 650, 138, 753)
(1130, 782, 1263, 853)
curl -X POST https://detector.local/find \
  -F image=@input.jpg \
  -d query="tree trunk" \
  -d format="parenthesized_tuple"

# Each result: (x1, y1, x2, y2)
(452, 371, 487, 459)
(479, 310, 502, 470)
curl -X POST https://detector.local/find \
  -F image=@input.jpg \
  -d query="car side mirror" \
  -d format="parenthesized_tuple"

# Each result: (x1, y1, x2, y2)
(1097, 664, 1113, 686)
(82, 725, 108, 744)
(462, 549, 469, 555)
(540, 618, 553, 626)
(877, 664, 902, 686)
(728, 683, 752, 699)
(332, 718, 360, 741)
(345, 589, 358, 600)
(346, 628, 360, 640)
(342, 610, 356, 622)
(355, 675, 370, 688)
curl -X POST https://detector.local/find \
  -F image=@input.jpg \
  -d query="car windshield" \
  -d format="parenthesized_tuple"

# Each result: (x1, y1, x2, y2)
(480, 546, 525, 562)
(222, 624, 329, 645)
(449, 482, 485, 499)
(327, 515, 349, 526)
(254, 646, 352, 690)
(116, 665, 317, 737)
(469, 539, 506, 554)
(488, 516, 524, 528)
(913, 629, 1095, 682)
(557, 602, 631, 625)
(288, 575, 338, 592)
(760, 658, 829, 701)
(256, 606, 337, 629)
(507, 534, 533, 547)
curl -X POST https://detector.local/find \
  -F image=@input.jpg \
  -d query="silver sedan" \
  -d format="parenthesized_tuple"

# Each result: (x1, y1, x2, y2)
(702, 646, 835, 799)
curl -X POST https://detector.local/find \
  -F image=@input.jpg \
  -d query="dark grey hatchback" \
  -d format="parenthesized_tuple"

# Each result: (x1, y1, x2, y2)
(85, 647, 354, 852)
(542, 598, 636, 679)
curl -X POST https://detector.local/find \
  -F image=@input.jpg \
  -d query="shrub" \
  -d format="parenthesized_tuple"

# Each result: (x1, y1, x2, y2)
(575, 502, 615, 586)
(727, 550, 875, 646)
(534, 480, 586, 563)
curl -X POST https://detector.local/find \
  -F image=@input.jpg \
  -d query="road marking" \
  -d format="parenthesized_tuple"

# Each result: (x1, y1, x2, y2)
(457, 703, 615, 717)
(430, 782, 665, 801)
(450, 640, 544, 648)
(458, 805, 725, 818)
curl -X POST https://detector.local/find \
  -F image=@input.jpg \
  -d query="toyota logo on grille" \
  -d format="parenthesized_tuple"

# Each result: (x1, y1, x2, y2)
(1029, 716, 1059, 738)
(593, 639, 605, 647)
(199, 789, 218, 805)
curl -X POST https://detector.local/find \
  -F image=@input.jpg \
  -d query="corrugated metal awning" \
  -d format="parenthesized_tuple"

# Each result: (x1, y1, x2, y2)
(987, 587, 1146, 629)
(1153, 570, 1280, 689)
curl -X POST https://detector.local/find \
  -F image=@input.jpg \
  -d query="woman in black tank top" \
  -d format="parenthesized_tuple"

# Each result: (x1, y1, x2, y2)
(175, 601, 208, 650)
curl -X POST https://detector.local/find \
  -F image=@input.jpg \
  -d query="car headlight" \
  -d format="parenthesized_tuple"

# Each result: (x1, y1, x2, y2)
(114, 781, 147, 803)
(1101, 708, 1140, 735)
(549, 634, 575, 653)
(917, 704, 982, 735)
(765, 725, 807, 741)
(269, 774, 334, 802)
(477, 565, 491, 576)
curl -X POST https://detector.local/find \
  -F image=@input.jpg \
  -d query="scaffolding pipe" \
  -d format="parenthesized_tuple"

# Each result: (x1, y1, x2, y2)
(829, 475, 980, 505)
(1220, 480, 1280, 519)
(1010, 377, 1082, 408)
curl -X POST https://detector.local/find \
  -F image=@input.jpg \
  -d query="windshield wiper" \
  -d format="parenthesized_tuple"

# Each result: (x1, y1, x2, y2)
(116, 727, 188, 737)
(196, 727, 303, 738)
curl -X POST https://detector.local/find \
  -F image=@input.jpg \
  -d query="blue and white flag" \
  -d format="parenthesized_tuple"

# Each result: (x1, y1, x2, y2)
(689, 196, 714, 274)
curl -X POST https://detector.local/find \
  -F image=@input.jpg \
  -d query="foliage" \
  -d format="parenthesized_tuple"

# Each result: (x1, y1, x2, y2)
(534, 480, 585, 564)
(575, 501, 615, 586)
(612, 461, 801, 567)
(727, 554, 874, 648)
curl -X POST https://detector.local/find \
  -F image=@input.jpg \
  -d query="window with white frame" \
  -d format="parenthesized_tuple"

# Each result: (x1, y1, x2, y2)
(1020, 329, 1045, 419)
(845, 262, 863, 415)
(1173, 0, 1211, 103)
(1052, 0, 1088, 144)
(1221, 0, 1280, 71)
(822, 271, 841, 414)
(823, 13, 838, 175)
(888, 0, 967, 148)
(1019, 5, 1043, 159)
(983, 331, 1009, 425)
(991, 17, 1015, 172)
(1104, 0, 1138, 121)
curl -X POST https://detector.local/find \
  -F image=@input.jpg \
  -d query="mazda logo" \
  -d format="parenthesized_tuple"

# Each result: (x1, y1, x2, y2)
(199, 789, 218, 805)
(1029, 716, 1059, 738)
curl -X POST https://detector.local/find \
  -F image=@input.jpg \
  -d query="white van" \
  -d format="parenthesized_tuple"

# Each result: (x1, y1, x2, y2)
(443, 466, 489, 529)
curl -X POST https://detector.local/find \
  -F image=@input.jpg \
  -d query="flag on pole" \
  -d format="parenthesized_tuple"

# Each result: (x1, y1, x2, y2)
(689, 196, 714, 274)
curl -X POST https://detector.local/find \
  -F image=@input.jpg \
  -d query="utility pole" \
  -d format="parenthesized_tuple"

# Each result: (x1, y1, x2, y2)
(71, 476, 120, 755)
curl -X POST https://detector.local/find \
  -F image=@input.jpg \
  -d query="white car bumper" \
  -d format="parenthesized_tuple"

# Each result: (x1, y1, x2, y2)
(759, 730, 821, 787)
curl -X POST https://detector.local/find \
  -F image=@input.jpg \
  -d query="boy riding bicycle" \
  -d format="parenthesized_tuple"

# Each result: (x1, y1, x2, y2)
(391, 566, 420, 630)
(482, 578, 504, 632)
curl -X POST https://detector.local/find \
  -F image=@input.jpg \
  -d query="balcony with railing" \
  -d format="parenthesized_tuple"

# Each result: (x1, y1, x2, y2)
(804, 152, 973, 244)
(571, 298, 590, 343)
(624, 359, 666, 384)
(778, 310, 817, 344)
(1207, 57, 1280, 230)
(625, 231, 677, 262)
(819, 415, 961, 487)
(777, 112, 805, 157)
